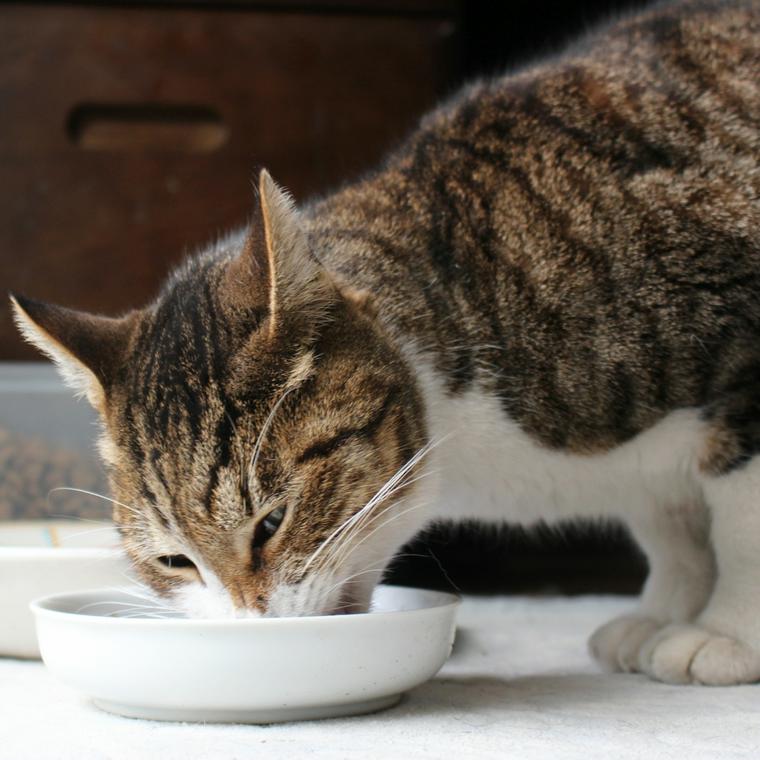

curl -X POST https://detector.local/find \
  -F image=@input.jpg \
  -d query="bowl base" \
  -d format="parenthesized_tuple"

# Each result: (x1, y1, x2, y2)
(93, 693, 402, 724)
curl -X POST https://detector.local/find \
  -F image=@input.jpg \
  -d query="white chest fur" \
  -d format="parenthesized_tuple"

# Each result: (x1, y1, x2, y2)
(414, 361, 708, 526)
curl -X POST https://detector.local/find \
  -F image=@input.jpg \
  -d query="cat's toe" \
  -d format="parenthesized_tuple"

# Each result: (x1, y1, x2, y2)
(588, 614, 661, 672)
(689, 635, 760, 685)
(638, 623, 760, 685)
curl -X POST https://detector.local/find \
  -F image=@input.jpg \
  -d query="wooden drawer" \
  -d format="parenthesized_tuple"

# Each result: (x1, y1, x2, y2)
(0, 2, 459, 359)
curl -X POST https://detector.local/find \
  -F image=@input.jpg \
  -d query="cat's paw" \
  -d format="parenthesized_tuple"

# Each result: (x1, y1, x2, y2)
(588, 614, 662, 672)
(637, 623, 760, 685)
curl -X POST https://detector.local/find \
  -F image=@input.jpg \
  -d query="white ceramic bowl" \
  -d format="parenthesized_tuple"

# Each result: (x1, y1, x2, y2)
(32, 585, 459, 723)
(0, 521, 129, 658)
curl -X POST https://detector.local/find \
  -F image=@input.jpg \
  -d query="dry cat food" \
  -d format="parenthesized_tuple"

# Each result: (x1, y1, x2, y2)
(0, 425, 109, 521)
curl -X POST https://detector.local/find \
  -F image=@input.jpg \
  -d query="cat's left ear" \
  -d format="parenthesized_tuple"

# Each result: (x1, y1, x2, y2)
(235, 170, 333, 336)
(9, 294, 134, 412)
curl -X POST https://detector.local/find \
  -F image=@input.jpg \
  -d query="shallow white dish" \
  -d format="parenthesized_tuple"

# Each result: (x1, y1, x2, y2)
(32, 585, 459, 723)
(0, 520, 129, 658)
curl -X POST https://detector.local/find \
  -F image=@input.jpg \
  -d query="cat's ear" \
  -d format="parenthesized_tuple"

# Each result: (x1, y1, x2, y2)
(236, 169, 332, 336)
(9, 293, 134, 412)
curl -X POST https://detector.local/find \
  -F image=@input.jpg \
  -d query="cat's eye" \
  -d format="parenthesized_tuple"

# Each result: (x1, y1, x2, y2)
(156, 554, 196, 570)
(252, 506, 286, 550)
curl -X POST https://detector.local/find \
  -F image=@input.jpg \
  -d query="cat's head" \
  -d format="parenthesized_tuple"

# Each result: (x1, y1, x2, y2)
(11, 171, 430, 618)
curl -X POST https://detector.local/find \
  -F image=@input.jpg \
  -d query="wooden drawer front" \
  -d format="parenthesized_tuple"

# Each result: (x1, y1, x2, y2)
(0, 4, 458, 359)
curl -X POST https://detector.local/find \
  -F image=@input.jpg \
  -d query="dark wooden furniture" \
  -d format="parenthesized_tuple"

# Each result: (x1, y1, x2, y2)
(0, 1, 459, 358)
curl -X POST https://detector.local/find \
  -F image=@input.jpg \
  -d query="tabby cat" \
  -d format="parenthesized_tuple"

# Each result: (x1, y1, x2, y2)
(11, 0, 760, 685)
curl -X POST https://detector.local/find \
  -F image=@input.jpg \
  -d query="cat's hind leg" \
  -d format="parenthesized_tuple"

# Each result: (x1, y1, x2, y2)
(589, 501, 715, 673)
(637, 456, 760, 685)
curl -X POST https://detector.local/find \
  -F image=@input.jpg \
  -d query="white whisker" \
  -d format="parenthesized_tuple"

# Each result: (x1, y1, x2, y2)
(98, 582, 179, 612)
(248, 387, 295, 494)
(323, 469, 438, 572)
(47, 487, 144, 518)
(56, 526, 120, 543)
(48, 514, 115, 526)
(76, 599, 170, 614)
(48, 487, 120, 508)
(302, 435, 446, 574)
(329, 499, 433, 574)
(312, 444, 444, 575)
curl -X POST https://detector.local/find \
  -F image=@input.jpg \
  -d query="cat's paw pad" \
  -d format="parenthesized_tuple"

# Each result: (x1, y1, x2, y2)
(588, 614, 662, 672)
(638, 623, 760, 685)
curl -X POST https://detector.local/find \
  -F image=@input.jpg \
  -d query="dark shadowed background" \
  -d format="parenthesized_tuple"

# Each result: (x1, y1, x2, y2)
(1, 0, 655, 594)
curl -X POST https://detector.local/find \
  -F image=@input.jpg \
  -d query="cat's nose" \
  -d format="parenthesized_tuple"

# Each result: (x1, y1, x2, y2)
(226, 578, 266, 615)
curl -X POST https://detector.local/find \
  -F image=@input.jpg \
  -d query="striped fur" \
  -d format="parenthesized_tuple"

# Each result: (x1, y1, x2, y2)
(11, 0, 760, 684)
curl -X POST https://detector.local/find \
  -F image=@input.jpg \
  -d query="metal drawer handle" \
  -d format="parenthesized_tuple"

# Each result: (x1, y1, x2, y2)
(66, 104, 228, 153)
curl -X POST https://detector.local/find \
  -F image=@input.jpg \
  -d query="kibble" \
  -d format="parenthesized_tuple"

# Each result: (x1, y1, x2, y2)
(0, 426, 110, 521)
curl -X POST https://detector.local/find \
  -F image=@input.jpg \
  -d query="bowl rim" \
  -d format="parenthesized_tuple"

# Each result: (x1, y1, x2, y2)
(30, 584, 460, 629)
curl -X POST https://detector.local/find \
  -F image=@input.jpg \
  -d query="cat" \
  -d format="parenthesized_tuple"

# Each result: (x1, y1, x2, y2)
(10, 0, 760, 686)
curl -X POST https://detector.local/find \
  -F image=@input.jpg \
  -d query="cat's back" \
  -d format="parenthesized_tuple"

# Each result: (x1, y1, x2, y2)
(402, 0, 759, 270)
(312, 0, 760, 460)
(320, 0, 760, 311)
(415, 0, 759, 219)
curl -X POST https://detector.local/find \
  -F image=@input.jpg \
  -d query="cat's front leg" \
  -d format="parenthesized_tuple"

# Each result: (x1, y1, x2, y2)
(637, 459, 760, 685)
(589, 501, 715, 674)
